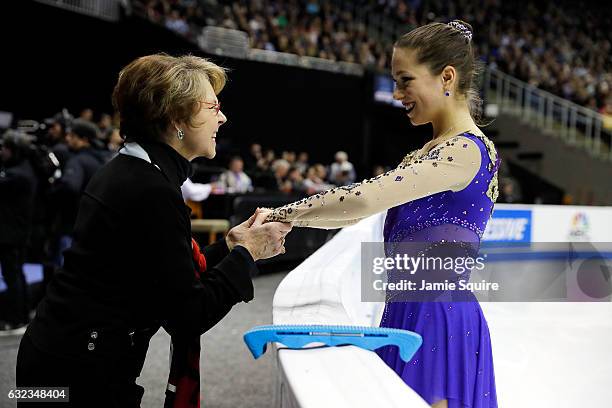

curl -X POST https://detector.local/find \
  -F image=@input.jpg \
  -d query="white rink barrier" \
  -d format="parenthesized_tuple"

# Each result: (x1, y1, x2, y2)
(271, 204, 612, 408)
(483, 203, 612, 243)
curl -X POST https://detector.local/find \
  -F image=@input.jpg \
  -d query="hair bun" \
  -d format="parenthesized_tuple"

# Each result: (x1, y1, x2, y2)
(447, 20, 473, 42)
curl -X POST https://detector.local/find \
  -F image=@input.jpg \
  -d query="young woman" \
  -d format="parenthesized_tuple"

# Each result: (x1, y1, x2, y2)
(265, 21, 499, 408)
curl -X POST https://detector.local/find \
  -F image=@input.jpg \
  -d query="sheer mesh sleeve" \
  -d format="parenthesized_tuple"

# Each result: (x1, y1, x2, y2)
(266, 136, 482, 229)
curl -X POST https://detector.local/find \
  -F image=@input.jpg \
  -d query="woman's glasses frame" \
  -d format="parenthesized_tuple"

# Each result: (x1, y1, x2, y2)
(201, 100, 221, 115)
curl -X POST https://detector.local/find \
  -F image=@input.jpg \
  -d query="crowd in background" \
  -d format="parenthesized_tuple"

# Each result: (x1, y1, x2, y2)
(0, 105, 394, 331)
(134, 0, 612, 114)
(237, 143, 360, 194)
(182, 143, 363, 198)
(0, 109, 122, 331)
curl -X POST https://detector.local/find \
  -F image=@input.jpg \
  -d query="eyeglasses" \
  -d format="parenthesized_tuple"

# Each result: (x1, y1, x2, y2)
(201, 100, 221, 116)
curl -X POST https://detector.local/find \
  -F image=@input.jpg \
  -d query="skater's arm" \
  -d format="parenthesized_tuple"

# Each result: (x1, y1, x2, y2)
(265, 136, 482, 229)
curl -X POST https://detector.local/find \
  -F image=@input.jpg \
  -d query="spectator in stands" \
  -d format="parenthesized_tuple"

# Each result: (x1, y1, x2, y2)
(107, 128, 124, 154)
(79, 108, 93, 122)
(248, 146, 278, 190)
(272, 158, 291, 192)
(313, 163, 328, 182)
(282, 150, 296, 165)
(141, 0, 167, 24)
(97, 112, 115, 143)
(17, 54, 292, 406)
(372, 164, 386, 177)
(498, 177, 523, 204)
(165, 8, 190, 36)
(600, 96, 612, 131)
(42, 112, 71, 168)
(261, 149, 276, 168)
(218, 156, 253, 193)
(98, 112, 112, 130)
(51, 119, 109, 265)
(303, 165, 334, 194)
(329, 150, 356, 186)
(244, 142, 262, 172)
(0, 130, 38, 333)
(287, 166, 307, 194)
(295, 151, 309, 174)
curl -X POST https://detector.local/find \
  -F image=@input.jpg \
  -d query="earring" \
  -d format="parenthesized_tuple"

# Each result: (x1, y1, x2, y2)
(177, 129, 185, 140)
(444, 90, 451, 96)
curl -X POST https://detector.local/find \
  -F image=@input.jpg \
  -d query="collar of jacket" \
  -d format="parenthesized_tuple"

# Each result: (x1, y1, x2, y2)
(120, 141, 193, 188)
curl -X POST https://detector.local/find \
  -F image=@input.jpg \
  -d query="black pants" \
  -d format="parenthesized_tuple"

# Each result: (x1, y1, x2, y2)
(16, 334, 145, 408)
(0, 243, 29, 325)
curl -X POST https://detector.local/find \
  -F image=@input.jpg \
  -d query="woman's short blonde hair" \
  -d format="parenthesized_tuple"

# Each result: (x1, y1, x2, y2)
(112, 54, 227, 142)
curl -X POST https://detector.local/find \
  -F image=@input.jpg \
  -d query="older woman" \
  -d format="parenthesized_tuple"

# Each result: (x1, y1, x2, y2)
(16, 54, 291, 407)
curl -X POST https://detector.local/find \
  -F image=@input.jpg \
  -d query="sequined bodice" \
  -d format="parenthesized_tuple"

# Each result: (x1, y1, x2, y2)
(383, 133, 500, 285)
(385, 133, 499, 242)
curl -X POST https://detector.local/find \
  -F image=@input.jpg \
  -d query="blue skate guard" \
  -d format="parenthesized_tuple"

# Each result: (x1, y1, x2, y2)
(244, 324, 422, 362)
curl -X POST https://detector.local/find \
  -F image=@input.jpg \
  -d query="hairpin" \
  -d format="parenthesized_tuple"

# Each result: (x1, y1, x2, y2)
(447, 21, 472, 42)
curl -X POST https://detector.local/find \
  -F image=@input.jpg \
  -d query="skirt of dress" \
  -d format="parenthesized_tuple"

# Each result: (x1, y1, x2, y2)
(376, 300, 498, 408)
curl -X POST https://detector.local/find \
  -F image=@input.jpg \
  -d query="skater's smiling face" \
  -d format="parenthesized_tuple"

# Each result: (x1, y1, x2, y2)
(391, 47, 455, 127)
(391, 21, 481, 130)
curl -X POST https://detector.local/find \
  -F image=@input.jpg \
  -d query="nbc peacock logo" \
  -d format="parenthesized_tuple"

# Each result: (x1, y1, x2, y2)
(568, 212, 590, 241)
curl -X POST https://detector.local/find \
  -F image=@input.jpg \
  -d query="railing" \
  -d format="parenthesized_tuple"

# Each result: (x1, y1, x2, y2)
(197, 26, 249, 60)
(34, 0, 121, 22)
(248, 49, 364, 76)
(483, 68, 612, 161)
(197, 27, 364, 77)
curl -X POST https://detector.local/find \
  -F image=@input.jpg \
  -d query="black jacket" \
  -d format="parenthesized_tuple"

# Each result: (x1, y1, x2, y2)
(25, 141, 256, 378)
(0, 158, 38, 245)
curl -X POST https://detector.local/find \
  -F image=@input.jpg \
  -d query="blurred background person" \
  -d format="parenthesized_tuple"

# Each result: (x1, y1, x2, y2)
(281, 150, 296, 167)
(261, 149, 276, 170)
(303, 165, 334, 194)
(78, 108, 93, 122)
(372, 164, 387, 177)
(42, 111, 72, 169)
(97, 112, 115, 144)
(498, 177, 523, 203)
(0, 130, 38, 333)
(244, 142, 262, 172)
(295, 151, 309, 175)
(218, 155, 253, 193)
(50, 119, 109, 266)
(272, 158, 291, 192)
(313, 163, 330, 184)
(107, 128, 124, 154)
(286, 166, 307, 194)
(329, 150, 356, 186)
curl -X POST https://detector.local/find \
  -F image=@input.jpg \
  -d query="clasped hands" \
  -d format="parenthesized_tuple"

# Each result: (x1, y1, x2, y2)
(225, 208, 292, 261)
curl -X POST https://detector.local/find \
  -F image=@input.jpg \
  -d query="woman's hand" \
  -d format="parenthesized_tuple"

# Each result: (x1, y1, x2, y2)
(255, 207, 273, 221)
(226, 208, 292, 261)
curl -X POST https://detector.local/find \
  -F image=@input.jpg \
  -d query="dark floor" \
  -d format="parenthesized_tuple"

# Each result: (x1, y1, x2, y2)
(0, 271, 287, 408)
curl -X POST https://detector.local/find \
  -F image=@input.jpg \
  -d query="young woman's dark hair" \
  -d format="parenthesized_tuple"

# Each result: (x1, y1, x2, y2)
(395, 20, 486, 125)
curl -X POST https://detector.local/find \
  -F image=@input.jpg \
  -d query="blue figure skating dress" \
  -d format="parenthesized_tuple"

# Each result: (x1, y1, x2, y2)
(268, 132, 500, 407)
